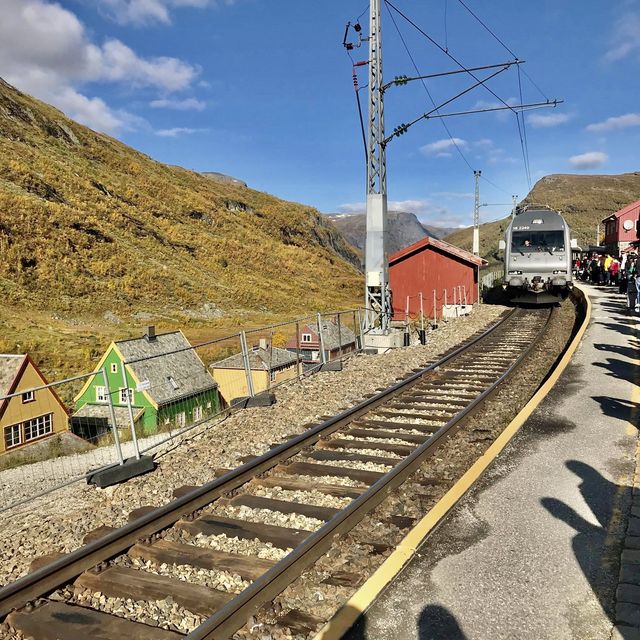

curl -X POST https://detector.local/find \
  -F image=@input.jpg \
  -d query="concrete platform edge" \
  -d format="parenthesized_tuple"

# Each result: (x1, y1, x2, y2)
(313, 287, 592, 640)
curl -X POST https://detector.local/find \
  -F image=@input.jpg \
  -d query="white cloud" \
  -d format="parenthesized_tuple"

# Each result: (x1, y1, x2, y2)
(527, 112, 572, 128)
(97, 0, 212, 26)
(150, 97, 206, 111)
(0, 0, 201, 133)
(336, 199, 470, 226)
(569, 151, 608, 170)
(156, 126, 205, 137)
(432, 191, 475, 199)
(420, 138, 467, 158)
(604, 9, 640, 61)
(586, 113, 640, 133)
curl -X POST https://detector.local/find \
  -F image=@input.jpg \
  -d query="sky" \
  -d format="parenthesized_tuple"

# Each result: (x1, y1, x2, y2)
(0, 0, 639, 228)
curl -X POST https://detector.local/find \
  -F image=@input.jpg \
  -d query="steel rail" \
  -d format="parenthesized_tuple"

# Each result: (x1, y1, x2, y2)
(188, 307, 553, 639)
(0, 308, 518, 619)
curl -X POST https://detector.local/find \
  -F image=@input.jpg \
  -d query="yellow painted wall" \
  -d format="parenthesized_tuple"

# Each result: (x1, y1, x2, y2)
(211, 364, 299, 405)
(0, 361, 69, 454)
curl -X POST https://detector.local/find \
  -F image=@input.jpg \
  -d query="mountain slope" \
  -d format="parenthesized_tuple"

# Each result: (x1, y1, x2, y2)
(444, 172, 640, 260)
(0, 78, 361, 319)
(326, 211, 455, 258)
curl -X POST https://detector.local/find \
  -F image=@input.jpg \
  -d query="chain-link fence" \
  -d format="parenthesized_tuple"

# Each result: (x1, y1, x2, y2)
(0, 368, 126, 512)
(0, 311, 368, 513)
(481, 268, 504, 299)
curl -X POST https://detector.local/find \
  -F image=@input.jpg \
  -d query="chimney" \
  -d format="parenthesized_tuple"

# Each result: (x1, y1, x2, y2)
(146, 325, 157, 342)
(259, 338, 268, 350)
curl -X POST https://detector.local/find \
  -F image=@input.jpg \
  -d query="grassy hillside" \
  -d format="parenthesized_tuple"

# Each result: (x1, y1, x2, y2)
(0, 78, 362, 378)
(445, 172, 640, 262)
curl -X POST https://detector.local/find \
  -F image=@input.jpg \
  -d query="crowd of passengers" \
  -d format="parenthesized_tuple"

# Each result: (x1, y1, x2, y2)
(574, 252, 640, 310)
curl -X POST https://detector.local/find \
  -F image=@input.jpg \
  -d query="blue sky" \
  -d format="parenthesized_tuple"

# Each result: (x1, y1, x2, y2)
(1, 0, 639, 227)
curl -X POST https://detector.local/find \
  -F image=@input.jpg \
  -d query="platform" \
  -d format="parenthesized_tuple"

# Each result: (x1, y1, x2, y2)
(344, 285, 640, 640)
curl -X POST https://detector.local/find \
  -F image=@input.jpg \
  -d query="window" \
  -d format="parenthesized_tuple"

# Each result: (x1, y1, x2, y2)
(110, 363, 118, 374)
(193, 406, 203, 421)
(206, 401, 212, 410)
(4, 424, 21, 449)
(270, 370, 277, 383)
(301, 333, 312, 343)
(176, 411, 186, 428)
(168, 376, 180, 390)
(21, 390, 35, 403)
(119, 388, 134, 404)
(95, 386, 107, 403)
(24, 414, 52, 442)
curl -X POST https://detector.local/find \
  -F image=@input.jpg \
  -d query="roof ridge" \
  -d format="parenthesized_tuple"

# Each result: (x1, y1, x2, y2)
(115, 330, 181, 345)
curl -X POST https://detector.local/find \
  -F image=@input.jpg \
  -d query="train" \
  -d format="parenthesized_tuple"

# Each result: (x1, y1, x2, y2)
(500, 205, 576, 301)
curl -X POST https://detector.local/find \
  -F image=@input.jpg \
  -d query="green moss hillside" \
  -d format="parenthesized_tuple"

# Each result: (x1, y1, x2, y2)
(0, 78, 362, 379)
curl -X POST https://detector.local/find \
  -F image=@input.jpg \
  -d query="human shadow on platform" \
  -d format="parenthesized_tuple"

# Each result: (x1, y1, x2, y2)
(542, 460, 631, 637)
(594, 342, 640, 361)
(592, 357, 638, 385)
(343, 604, 467, 639)
(592, 395, 639, 423)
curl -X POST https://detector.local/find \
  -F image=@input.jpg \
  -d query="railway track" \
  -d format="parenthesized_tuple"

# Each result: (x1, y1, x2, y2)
(0, 307, 554, 640)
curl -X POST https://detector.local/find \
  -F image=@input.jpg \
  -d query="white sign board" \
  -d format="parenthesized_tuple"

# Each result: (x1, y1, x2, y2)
(136, 379, 151, 391)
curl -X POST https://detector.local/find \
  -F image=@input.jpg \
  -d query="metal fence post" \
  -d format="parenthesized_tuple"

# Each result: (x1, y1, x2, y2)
(119, 360, 141, 460)
(295, 321, 302, 379)
(337, 313, 343, 359)
(240, 331, 255, 397)
(463, 285, 467, 306)
(453, 286, 457, 307)
(433, 289, 437, 326)
(101, 367, 124, 466)
(317, 313, 327, 365)
(357, 309, 365, 352)
(419, 292, 425, 332)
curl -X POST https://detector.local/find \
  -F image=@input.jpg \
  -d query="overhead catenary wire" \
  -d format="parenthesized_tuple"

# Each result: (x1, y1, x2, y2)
(384, 0, 534, 191)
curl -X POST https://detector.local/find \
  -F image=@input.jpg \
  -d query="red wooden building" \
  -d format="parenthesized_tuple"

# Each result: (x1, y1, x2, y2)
(602, 200, 640, 255)
(389, 237, 487, 319)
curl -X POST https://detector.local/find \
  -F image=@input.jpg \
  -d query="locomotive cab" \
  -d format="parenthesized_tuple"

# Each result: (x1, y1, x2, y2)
(501, 207, 574, 299)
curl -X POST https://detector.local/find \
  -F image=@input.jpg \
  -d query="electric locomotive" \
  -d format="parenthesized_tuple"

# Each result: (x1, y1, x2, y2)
(501, 205, 575, 301)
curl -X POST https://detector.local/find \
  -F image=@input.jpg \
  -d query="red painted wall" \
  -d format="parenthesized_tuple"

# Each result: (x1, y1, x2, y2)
(389, 246, 479, 320)
(604, 205, 640, 245)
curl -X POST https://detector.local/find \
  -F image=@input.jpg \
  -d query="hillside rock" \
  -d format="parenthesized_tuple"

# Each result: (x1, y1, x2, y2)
(326, 211, 455, 259)
(201, 171, 248, 188)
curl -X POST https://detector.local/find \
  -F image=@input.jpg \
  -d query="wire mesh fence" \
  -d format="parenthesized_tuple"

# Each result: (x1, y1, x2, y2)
(481, 268, 504, 294)
(0, 311, 367, 513)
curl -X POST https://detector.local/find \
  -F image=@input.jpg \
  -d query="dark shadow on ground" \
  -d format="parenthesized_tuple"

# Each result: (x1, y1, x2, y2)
(343, 604, 468, 640)
(595, 322, 638, 338)
(592, 395, 640, 422)
(418, 606, 468, 640)
(542, 460, 632, 638)
(594, 343, 640, 361)
(592, 357, 639, 385)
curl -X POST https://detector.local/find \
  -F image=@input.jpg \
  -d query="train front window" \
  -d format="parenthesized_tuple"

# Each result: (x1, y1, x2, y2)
(512, 230, 565, 253)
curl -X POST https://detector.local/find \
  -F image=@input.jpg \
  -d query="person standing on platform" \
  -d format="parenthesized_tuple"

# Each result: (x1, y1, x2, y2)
(610, 256, 620, 287)
(604, 254, 613, 285)
(635, 253, 640, 312)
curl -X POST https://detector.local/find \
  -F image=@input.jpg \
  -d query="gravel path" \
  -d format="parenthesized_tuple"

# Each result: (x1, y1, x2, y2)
(0, 304, 506, 586)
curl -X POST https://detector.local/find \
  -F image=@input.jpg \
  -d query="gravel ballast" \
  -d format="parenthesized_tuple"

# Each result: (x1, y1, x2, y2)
(0, 304, 506, 587)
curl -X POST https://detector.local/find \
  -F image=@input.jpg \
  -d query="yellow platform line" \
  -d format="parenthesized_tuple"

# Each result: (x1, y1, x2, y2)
(314, 288, 592, 640)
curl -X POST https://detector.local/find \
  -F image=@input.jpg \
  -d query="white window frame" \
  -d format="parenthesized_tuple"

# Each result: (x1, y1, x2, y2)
(110, 363, 118, 374)
(270, 369, 277, 383)
(95, 386, 107, 403)
(4, 424, 21, 449)
(24, 414, 53, 442)
(119, 388, 134, 405)
(193, 405, 203, 421)
(301, 333, 312, 343)
(206, 401, 212, 410)
(176, 411, 186, 428)
(21, 390, 35, 403)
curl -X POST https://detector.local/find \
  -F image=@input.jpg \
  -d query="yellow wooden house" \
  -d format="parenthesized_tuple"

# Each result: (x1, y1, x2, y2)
(0, 354, 69, 454)
(210, 341, 299, 406)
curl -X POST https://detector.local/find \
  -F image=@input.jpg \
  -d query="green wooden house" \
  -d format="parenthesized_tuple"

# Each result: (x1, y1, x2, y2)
(73, 328, 220, 437)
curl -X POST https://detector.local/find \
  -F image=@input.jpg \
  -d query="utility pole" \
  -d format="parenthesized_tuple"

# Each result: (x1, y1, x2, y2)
(472, 170, 481, 255)
(365, 0, 390, 332)
(511, 194, 518, 218)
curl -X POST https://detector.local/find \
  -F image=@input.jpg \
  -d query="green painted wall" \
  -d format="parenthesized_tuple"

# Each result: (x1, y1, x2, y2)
(75, 346, 220, 436)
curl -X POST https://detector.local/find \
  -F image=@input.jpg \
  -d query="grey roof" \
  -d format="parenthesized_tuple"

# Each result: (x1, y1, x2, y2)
(212, 346, 298, 371)
(73, 404, 145, 429)
(0, 355, 25, 397)
(116, 331, 216, 406)
(317, 320, 356, 351)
